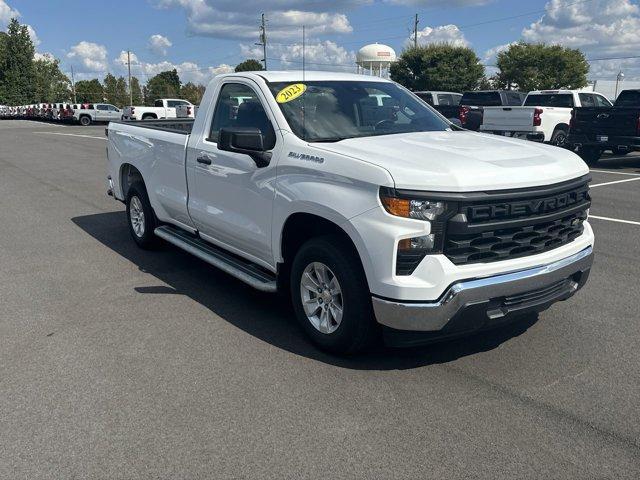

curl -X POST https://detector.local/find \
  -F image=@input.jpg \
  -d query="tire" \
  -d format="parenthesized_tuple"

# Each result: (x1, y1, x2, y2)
(125, 182, 159, 249)
(290, 235, 377, 354)
(577, 146, 602, 165)
(79, 115, 91, 126)
(550, 128, 568, 148)
(612, 147, 630, 156)
(142, 114, 156, 121)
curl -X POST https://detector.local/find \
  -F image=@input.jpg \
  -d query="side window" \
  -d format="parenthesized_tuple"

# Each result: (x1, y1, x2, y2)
(579, 93, 595, 107)
(451, 94, 462, 105)
(594, 94, 612, 107)
(208, 83, 276, 150)
(96, 104, 108, 111)
(437, 94, 454, 106)
(507, 92, 523, 105)
(154, 100, 163, 107)
(167, 100, 187, 108)
(107, 105, 118, 111)
(416, 92, 433, 105)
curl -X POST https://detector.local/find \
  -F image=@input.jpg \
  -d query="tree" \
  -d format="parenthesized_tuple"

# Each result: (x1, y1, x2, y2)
(146, 69, 181, 103)
(75, 79, 103, 103)
(0, 18, 36, 104)
(494, 43, 589, 92)
(130, 76, 143, 105)
(33, 55, 72, 102)
(103, 73, 128, 107)
(390, 44, 484, 92)
(180, 82, 206, 105)
(235, 59, 264, 72)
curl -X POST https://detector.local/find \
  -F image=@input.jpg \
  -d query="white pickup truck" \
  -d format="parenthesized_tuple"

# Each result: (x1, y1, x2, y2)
(122, 98, 194, 121)
(106, 71, 594, 354)
(481, 90, 612, 146)
(73, 103, 122, 126)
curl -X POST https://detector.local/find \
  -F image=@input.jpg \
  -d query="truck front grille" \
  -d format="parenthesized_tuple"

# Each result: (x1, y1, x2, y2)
(444, 178, 591, 266)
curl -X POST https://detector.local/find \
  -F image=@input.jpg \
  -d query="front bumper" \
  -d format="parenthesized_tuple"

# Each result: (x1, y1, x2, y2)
(372, 246, 593, 345)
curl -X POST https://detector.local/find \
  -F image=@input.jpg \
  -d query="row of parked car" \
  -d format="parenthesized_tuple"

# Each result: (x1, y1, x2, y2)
(416, 88, 640, 163)
(0, 98, 196, 125)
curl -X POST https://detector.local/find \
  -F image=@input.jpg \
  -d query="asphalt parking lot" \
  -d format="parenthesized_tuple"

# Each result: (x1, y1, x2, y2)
(1, 120, 639, 479)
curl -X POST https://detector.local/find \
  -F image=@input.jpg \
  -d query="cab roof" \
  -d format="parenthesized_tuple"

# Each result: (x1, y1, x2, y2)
(224, 70, 393, 84)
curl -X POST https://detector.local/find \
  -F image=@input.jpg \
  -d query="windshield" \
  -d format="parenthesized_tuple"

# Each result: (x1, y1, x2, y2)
(268, 81, 450, 142)
(615, 90, 640, 107)
(524, 94, 574, 108)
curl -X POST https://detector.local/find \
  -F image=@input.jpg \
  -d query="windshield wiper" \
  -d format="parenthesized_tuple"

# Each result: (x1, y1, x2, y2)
(309, 136, 351, 143)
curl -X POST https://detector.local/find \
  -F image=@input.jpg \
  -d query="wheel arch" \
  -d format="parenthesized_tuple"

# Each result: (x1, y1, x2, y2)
(277, 211, 373, 294)
(119, 163, 145, 199)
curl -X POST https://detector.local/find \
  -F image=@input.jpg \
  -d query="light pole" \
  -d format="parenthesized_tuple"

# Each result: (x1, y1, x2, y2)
(615, 71, 624, 99)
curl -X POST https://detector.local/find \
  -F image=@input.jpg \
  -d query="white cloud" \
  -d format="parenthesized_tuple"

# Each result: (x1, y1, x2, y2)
(148, 34, 172, 56)
(522, 0, 640, 79)
(67, 41, 109, 72)
(240, 40, 356, 71)
(406, 24, 469, 48)
(114, 49, 233, 84)
(0, 0, 19, 27)
(155, 0, 360, 40)
(25, 24, 39, 46)
(34, 51, 55, 62)
(389, 0, 492, 5)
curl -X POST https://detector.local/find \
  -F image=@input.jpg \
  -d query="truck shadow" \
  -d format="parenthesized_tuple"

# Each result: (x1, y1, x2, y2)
(597, 154, 640, 172)
(72, 211, 538, 371)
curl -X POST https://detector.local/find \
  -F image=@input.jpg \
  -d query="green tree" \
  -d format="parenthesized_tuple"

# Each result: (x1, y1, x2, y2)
(390, 44, 484, 92)
(180, 82, 205, 105)
(0, 18, 36, 104)
(130, 76, 143, 105)
(103, 73, 128, 107)
(33, 55, 72, 102)
(146, 69, 181, 103)
(75, 78, 103, 103)
(235, 59, 264, 72)
(495, 42, 589, 91)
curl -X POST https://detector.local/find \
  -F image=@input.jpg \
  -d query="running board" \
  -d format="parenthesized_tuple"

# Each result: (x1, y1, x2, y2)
(154, 225, 277, 292)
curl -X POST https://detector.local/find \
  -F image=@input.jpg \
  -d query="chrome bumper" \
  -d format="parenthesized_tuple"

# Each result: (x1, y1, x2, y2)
(372, 246, 594, 332)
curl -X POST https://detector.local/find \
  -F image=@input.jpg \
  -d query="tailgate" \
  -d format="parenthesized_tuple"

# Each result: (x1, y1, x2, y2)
(573, 107, 639, 137)
(481, 106, 535, 130)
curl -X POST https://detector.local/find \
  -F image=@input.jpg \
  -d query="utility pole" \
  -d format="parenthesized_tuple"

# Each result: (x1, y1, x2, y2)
(413, 13, 419, 49)
(260, 13, 267, 70)
(127, 50, 133, 105)
(70, 65, 77, 104)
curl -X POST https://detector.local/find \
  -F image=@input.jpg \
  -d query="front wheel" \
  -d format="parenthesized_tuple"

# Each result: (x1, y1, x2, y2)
(577, 146, 602, 165)
(290, 236, 377, 354)
(126, 182, 158, 249)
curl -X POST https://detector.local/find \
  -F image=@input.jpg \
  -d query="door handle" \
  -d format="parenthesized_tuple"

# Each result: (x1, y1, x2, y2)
(197, 155, 212, 165)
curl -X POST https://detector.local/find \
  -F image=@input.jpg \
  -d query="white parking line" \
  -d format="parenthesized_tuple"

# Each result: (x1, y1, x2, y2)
(590, 169, 640, 177)
(590, 177, 640, 188)
(34, 131, 105, 140)
(589, 215, 640, 226)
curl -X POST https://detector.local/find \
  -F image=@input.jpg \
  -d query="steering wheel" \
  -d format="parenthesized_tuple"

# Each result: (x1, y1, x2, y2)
(374, 119, 395, 131)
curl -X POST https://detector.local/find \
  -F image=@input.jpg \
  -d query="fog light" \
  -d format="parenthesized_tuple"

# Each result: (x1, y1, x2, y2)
(397, 234, 436, 275)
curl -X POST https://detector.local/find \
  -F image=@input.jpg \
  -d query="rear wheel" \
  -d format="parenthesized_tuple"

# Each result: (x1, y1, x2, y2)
(126, 182, 158, 249)
(550, 128, 568, 148)
(79, 115, 91, 126)
(577, 146, 602, 165)
(290, 236, 377, 354)
(612, 147, 630, 156)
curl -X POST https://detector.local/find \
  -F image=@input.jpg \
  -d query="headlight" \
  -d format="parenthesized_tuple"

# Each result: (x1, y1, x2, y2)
(380, 188, 456, 275)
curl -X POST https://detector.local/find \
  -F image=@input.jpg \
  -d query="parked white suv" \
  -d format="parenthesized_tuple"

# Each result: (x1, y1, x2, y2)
(106, 71, 594, 354)
(481, 90, 612, 146)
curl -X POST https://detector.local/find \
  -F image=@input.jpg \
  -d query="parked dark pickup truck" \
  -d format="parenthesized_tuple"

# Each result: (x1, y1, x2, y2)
(458, 90, 526, 131)
(568, 89, 640, 164)
(414, 91, 462, 124)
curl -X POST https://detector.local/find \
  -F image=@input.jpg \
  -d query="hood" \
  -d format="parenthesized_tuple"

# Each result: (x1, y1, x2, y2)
(314, 131, 589, 191)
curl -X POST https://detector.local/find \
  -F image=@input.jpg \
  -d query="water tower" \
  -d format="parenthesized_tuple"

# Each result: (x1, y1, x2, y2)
(356, 43, 397, 77)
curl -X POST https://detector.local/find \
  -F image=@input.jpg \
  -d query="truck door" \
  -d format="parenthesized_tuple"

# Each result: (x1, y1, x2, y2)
(95, 104, 109, 122)
(185, 81, 281, 268)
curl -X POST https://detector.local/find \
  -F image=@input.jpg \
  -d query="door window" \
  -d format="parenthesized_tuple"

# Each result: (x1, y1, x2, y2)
(96, 104, 108, 111)
(415, 92, 433, 105)
(154, 100, 164, 107)
(579, 93, 595, 107)
(167, 100, 188, 108)
(209, 83, 276, 149)
(594, 94, 612, 107)
(437, 94, 455, 105)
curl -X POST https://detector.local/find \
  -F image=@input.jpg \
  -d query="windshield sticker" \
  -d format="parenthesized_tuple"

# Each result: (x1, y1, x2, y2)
(276, 84, 307, 104)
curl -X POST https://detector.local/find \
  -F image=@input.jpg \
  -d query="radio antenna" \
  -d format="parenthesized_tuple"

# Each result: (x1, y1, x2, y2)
(302, 25, 306, 142)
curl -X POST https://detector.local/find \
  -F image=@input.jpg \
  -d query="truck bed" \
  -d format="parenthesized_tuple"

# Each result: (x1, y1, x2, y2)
(113, 118, 194, 134)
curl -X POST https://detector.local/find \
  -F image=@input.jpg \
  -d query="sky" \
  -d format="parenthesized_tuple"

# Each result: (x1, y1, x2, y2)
(1, 0, 640, 85)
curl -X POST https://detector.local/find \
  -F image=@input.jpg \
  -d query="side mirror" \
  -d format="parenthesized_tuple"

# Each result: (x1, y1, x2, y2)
(218, 127, 272, 168)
